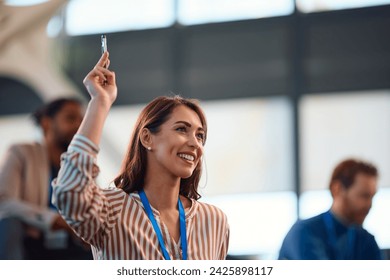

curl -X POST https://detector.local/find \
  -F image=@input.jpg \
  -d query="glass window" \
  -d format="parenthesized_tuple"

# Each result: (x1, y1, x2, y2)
(300, 91, 390, 192)
(178, 0, 294, 25)
(65, 0, 175, 36)
(364, 188, 390, 249)
(203, 192, 297, 258)
(297, 0, 390, 13)
(299, 190, 332, 219)
(200, 97, 294, 196)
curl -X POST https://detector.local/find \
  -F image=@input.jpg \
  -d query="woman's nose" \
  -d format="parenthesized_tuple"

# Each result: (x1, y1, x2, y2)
(188, 134, 202, 149)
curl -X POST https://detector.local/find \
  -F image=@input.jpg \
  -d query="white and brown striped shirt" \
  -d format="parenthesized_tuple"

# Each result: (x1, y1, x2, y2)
(52, 134, 229, 260)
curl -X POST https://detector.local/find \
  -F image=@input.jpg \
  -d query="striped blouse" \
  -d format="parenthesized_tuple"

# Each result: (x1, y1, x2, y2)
(52, 134, 230, 260)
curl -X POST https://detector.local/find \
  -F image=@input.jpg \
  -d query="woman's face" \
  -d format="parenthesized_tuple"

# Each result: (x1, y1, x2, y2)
(149, 105, 205, 179)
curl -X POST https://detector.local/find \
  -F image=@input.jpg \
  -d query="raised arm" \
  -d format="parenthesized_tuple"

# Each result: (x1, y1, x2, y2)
(52, 52, 123, 244)
(79, 52, 117, 145)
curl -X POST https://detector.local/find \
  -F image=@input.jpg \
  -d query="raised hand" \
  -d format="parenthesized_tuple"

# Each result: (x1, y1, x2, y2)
(83, 52, 117, 107)
(76, 52, 118, 146)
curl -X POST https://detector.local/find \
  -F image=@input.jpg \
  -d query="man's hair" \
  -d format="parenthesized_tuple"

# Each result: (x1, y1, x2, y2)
(329, 158, 378, 190)
(31, 97, 82, 127)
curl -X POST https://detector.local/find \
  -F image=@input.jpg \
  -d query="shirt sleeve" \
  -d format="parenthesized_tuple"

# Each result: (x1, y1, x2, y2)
(216, 208, 230, 260)
(51, 134, 122, 244)
(219, 225, 230, 260)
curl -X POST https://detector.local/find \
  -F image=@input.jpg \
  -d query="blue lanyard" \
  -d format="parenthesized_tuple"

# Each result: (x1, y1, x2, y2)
(139, 190, 188, 260)
(323, 211, 356, 259)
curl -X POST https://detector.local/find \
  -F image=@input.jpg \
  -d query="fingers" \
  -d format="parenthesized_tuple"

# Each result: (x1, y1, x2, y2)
(83, 66, 116, 89)
(105, 68, 116, 85)
(83, 68, 104, 85)
(96, 51, 109, 69)
(95, 65, 112, 78)
(96, 65, 115, 84)
(94, 53, 111, 81)
(82, 53, 116, 99)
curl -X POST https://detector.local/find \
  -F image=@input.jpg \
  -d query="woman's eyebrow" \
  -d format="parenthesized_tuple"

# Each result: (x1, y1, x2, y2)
(174, 121, 204, 131)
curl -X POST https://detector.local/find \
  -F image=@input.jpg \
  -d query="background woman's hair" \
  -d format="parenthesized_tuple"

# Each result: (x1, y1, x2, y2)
(113, 95, 207, 200)
(31, 97, 82, 127)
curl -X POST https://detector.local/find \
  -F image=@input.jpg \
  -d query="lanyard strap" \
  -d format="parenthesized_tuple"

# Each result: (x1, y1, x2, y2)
(139, 190, 187, 260)
(323, 211, 356, 259)
(178, 198, 188, 260)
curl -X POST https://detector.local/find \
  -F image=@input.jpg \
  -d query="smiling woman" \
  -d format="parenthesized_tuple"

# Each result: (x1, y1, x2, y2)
(51, 52, 229, 260)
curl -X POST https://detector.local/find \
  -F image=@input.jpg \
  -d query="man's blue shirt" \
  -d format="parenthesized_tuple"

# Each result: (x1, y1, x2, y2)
(278, 210, 383, 260)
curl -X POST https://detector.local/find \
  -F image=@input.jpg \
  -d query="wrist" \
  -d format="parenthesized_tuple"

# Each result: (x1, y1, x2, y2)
(89, 96, 113, 111)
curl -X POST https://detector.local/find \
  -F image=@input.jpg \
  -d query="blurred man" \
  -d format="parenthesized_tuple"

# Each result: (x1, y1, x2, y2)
(278, 159, 383, 260)
(0, 97, 91, 259)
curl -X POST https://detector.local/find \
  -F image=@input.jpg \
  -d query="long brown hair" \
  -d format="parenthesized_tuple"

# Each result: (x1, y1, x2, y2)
(113, 95, 207, 200)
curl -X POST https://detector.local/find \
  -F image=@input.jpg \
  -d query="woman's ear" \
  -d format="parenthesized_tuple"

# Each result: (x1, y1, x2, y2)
(140, 128, 152, 150)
